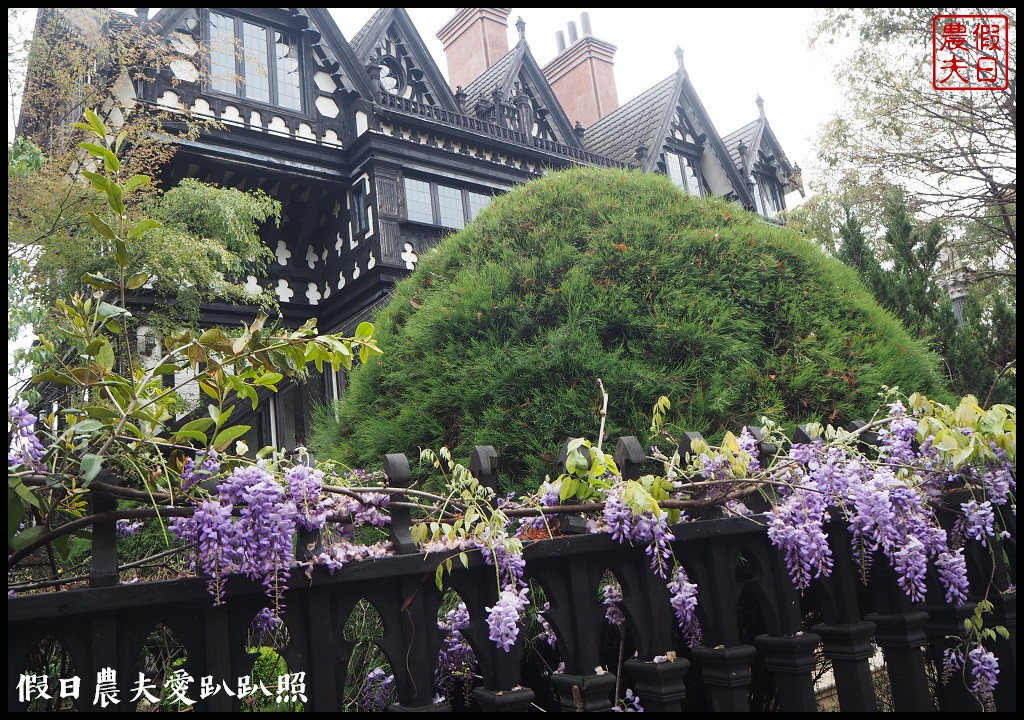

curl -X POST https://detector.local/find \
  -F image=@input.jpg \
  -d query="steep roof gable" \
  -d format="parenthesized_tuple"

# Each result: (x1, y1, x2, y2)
(461, 21, 583, 149)
(585, 52, 754, 207)
(723, 99, 803, 196)
(348, 7, 457, 111)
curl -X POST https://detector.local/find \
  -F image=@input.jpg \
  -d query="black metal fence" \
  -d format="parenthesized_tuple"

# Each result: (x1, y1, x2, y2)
(7, 436, 1017, 712)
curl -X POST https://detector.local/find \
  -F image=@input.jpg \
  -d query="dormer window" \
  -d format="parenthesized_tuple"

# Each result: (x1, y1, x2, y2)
(208, 12, 302, 111)
(665, 151, 703, 197)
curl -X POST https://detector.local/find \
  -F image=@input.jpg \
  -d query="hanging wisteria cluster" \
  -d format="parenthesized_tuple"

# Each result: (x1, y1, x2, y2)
(8, 388, 1015, 709)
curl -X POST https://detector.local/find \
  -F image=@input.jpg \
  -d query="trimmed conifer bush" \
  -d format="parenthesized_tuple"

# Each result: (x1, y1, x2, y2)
(317, 167, 950, 492)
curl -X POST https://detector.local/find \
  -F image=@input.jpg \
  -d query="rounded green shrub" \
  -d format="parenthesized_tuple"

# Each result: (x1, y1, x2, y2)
(320, 167, 950, 492)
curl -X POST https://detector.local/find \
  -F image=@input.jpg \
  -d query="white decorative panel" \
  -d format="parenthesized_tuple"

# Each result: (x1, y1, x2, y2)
(367, 252, 376, 269)
(275, 241, 292, 266)
(274, 279, 294, 302)
(221, 105, 243, 125)
(268, 116, 289, 134)
(356, 111, 369, 136)
(401, 242, 418, 270)
(190, 97, 214, 116)
(315, 96, 340, 119)
(244, 275, 262, 296)
(170, 31, 198, 56)
(170, 58, 199, 83)
(313, 71, 337, 93)
(305, 246, 319, 269)
(157, 90, 185, 110)
(305, 282, 322, 305)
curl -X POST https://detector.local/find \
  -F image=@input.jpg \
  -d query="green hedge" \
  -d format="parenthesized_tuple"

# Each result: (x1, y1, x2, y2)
(317, 167, 949, 493)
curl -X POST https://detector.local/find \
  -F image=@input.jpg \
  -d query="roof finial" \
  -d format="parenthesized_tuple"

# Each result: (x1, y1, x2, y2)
(675, 46, 685, 70)
(516, 16, 526, 41)
(755, 94, 765, 116)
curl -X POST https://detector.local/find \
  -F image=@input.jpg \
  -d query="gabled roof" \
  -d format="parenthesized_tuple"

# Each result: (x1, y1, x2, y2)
(461, 28, 583, 149)
(584, 74, 676, 166)
(348, 7, 457, 112)
(723, 102, 803, 196)
(722, 119, 760, 177)
(584, 57, 754, 208)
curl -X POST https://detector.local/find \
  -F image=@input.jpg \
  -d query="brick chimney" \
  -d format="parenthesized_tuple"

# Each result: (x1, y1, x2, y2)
(437, 8, 512, 94)
(542, 12, 618, 128)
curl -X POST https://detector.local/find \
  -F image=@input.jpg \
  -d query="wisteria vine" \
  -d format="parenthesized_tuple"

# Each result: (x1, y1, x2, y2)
(9, 388, 1015, 709)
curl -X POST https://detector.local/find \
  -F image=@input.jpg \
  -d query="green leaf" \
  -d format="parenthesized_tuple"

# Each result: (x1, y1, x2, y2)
(79, 141, 120, 173)
(152, 364, 178, 376)
(114, 238, 129, 268)
(10, 525, 46, 552)
(13, 481, 41, 508)
(127, 218, 160, 240)
(71, 419, 104, 434)
(123, 174, 151, 193)
(107, 182, 125, 216)
(80, 170, 110, 192)
(172, 430, 209, 444)
(82, 272, 118, 290)
(179, 417, 215, 434)
(95, 341, 115, 373)
(83, 108, 108, 139)
(213, 425, 251, 451)
(31, 369, 76, 386)
(355, 321, 375, 340)
(81, 453, 104, 482)
(8, 489, 26, 545)
(254, 372, 283, 388)
(435, 562, 445, 590)
(126, 272, 150, 290)
(996, 626, 1010, 640)
(96, 301, 128, 321)
(88, 211, 117, 241)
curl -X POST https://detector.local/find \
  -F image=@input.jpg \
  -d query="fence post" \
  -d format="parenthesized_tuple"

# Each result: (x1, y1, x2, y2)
(383, 453, 416, 554)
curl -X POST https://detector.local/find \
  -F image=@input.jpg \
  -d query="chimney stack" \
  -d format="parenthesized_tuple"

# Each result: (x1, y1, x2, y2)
(542, 12, 619, 128)
(437, 8, 512, 93)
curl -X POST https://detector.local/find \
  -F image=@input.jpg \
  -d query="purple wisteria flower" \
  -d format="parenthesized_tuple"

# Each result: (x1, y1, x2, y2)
(485, 586, 528, 652)
(960, 499, 996, 547)
(766, 478, 833, 592)
(935, 549, 970, 605)
(171, 463, 296, 616)
(611, 688, 644, 712)
(893, 536, 928, 603)
(603, 487, 633, 542)
(667, 565, 701, 646)
(286, 464, 327, 531)
(737, 429, 761, 472)
(360, 667, 395, 712)
(180, 448, 221, 491)
(435, 601, 477, 699)
(538, 601, 558, 648)
(968, 645, 999, 702)
(8, 401, 45, 470)
(116, 519, 144, 538)
(603, 582, 625, 626)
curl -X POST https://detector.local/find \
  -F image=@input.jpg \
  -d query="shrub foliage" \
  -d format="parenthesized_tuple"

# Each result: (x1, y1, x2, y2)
(321, 168, 949, 491)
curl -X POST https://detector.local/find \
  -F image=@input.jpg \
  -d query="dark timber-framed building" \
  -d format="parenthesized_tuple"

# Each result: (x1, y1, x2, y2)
(20, 7, 804, 452)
